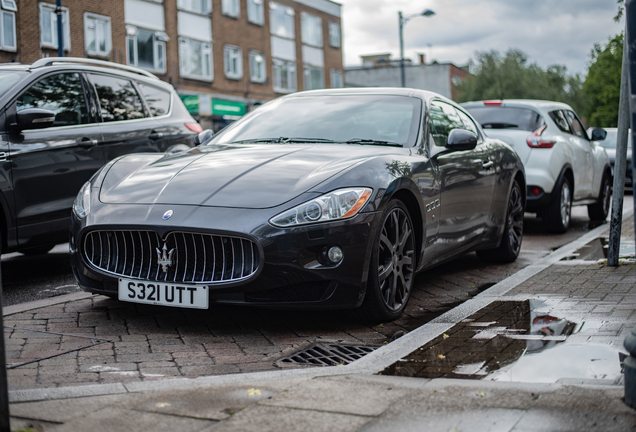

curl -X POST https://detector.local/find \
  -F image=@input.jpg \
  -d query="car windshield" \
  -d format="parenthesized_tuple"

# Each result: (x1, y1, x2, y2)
(209, 95, 422, 147)
(599, 129, 631, 149)
(0, 70, 26, 98)
(464, 106, 544, 132)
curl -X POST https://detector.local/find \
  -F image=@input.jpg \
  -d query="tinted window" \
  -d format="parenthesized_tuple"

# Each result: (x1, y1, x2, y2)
(17, 73, 88, 127)
(211, 95, 422, 147)
(465, 106, 544, 132)
(429, 101, 464, 147)
(456, 108, 479, 137)
(549, 110, 571, 133)
(138, 83, 171, 117)
(90, 74, 146, 122)
(564, 110, 588, 139)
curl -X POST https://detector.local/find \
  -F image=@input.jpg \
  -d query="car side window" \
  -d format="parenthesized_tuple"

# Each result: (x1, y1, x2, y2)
(429, 100, 463, 147)
(456, 108, 479, 138)
(90, 74, 146, 122)
(16, 73, 89, 127)
(549, 110, 571, 134)
(564, 110, 588, 140)
(138, 83, 171, 117)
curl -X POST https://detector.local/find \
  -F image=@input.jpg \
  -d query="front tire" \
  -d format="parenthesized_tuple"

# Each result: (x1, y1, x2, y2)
(587, 171, 611, 222)
(358, 200, 415, 323)
(477, 180, 524, 263)
(543, 175, 572, 233)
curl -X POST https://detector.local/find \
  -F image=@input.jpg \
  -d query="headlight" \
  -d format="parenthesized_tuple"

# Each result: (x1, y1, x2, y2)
(73, 181, 91, 218)
(270, 188, 373, 228)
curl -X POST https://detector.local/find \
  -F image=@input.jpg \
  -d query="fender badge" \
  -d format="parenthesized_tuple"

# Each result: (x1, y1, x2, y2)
(162, 210, 173, 220)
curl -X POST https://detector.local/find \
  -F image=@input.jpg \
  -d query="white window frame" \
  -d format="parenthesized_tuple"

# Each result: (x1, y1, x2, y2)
(126, 25, 168, 73)
(269, 2, 295, 39)
(247, 0, 264, 25)
(249, 50, 266, 83)
(301, 12, 322, 48)
(84, 13, 112, 58)
(273, 58, 296, 93)
(0, 1, 16, 52)
(177, 0, 212, 15)
(222, 0, 240, 18)
(328, 21, 340, 48)
(224, 45, 243, 79)
(179, 36, 213, 81)
(303, 65, 323, 91)
(330, 68, 343, 88)
(39, 2, 70, 51)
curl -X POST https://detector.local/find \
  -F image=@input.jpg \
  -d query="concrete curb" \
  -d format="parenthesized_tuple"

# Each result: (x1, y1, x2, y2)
(8, 208, 633, 403)
(3, 292, 95, 317)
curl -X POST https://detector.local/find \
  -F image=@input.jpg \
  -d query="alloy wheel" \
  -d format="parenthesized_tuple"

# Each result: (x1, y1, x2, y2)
(507, 184, 524, 255)
(560, 181, 571, 228)
(377, 208, 414, 311)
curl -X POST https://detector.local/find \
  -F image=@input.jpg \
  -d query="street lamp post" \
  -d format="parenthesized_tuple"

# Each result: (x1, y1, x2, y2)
(399, 9, 435, 88)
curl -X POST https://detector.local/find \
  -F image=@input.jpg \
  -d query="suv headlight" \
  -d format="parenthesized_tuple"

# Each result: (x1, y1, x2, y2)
(270, 188, 372, 228)
(73, 181, 91, 219)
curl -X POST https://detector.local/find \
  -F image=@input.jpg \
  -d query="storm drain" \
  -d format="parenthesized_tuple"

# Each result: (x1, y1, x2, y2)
(279, 342, 380, 366)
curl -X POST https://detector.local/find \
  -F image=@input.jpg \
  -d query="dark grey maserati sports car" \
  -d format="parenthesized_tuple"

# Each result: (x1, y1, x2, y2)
(70, 88, 525, 322)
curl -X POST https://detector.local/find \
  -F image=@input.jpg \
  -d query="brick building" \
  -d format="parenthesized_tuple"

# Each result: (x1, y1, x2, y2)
(4, 0, 343, 130)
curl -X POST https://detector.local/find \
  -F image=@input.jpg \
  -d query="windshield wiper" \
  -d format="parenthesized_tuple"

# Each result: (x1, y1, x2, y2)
(231, 137, 336, 144)
(481, 122, 519, 129)
(346, 138, 402, 147)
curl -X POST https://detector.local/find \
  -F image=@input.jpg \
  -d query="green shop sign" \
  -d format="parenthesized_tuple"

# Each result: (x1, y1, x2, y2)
(178, 95, 247, 118)
(179, 94, 199, 116)
(212, 100, 246, 117)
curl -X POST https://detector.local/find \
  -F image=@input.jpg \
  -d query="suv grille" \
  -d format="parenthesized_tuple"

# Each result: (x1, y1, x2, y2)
(83, 230, 260, 284)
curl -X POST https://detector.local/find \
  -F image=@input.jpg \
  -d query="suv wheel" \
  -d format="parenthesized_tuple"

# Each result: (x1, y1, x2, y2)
(587, 172, 611, 222)
(544, 175, 572, 233)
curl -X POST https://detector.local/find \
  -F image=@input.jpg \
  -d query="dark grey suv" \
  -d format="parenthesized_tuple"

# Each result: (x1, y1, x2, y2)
(0, 57, 200, 255)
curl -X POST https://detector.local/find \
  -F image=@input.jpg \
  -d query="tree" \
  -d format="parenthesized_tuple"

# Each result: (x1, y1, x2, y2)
(583, 33, 623, 127)
(456, 49, 586, 115)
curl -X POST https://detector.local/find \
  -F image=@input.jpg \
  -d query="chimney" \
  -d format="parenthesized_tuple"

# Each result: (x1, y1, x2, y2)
(419, 54, 426, 65)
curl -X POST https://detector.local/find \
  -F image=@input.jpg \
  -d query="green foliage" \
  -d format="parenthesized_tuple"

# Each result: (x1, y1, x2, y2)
(456, 49, 586, 115)
(583, 33, 623, 127)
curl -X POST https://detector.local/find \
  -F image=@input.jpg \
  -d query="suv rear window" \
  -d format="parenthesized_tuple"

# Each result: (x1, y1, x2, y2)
(138, 83, 171, 117)
(464, 107, 544, 132)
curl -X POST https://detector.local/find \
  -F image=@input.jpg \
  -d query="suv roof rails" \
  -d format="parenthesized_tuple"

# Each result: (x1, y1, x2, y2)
(30, 57, 160, 80)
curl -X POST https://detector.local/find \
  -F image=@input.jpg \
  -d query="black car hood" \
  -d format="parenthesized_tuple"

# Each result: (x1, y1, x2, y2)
(99, 144, 387, 208)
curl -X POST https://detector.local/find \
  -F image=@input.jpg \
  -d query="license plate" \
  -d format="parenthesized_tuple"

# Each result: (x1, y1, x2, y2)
(118, 279, 209, 309)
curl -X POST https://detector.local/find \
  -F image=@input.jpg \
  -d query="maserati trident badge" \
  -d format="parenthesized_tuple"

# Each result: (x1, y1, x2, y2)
(156, 243, 175, 273)
(162, 210, 173, 220)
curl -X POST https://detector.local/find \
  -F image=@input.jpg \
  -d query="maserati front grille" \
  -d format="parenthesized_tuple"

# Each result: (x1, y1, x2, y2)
(82, 230, 260, 284)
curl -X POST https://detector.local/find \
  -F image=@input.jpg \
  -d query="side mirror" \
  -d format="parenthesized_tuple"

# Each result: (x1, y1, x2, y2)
(194, 129, 215, 146)
(13, 108, 55, 131)
(590, 128, 607, 141)
(446, 129, 478, 151)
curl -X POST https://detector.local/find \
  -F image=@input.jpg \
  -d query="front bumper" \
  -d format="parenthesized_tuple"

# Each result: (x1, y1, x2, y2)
(70, 203, 379, 310)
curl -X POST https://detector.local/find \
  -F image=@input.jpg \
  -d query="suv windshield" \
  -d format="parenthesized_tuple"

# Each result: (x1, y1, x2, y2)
(464, 106, 544, 132)
(0, 71, 26, 98)
(210, 95, 422, 147)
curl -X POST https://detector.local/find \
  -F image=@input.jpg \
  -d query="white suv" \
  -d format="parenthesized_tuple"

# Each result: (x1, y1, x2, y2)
(462, 100, 611, 233)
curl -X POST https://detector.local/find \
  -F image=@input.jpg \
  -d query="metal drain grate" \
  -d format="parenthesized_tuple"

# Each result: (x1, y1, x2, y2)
(280, 342, 379, 366)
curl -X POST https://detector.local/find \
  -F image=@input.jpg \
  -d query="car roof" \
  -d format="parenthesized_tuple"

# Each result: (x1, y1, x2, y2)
(284, 87, 454, 104)
(461, 99, 573, 112)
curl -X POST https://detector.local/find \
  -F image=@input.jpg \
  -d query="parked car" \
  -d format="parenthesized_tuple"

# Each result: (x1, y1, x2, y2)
(588, 127, 632, 190)
(70, 88, 525, 322)
(461, 100, 611, 233)
(0, 57, 200, 255)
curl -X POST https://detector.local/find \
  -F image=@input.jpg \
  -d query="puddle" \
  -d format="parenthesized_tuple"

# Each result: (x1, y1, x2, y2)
(560, 237, 636, 261)
(379, 300, 625, 384)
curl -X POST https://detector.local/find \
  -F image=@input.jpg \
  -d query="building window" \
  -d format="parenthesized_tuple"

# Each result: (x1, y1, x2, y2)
(304, 65, 323, 90)
(249, 51, 266, 83)
(222, 0, 239, 18)
(328, 21, 340, 48)
(330, 69, 343, 88)
(84, 13, 111, 58)
(269, 2, 294, 39)
(301, 12, 322, 48)
(177, 0, 211, 14)
(126, 26, 168, 73)
(273, 58, 296, 93)
(224, 45, 243, 79)
(0, 0, 15, 51)
(247, 0, 263, 25)
(39, 2, 70, 51)
(179, 37, 212, 81)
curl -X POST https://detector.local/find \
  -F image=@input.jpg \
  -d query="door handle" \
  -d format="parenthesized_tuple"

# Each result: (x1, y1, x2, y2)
(148, 131, 164, 141)
(482, 160, 494, 169)
(77, 138, 98, 147)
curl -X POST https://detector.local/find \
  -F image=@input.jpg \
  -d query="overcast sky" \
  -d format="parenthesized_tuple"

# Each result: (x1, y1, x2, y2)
(338, 0, 624, 76)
